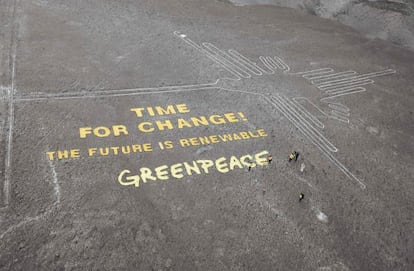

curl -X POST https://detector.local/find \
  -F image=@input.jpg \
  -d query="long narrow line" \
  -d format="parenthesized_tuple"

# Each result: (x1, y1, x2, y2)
(259, 56, 276, 74)
(329, 114, 349, 123)
(270, 96, 334, 155)
(330, 110, 350, 120)
(273, 56, 290, 72)
(278, 95, 338, 152)
(202, 43, 255, 77)
(198, 46, 245, 79)
(326, 86, 367, 96)
(174, 32, 242, 79)
(311, 71, 357, 83)
(15, 86, 219, 102)
(15, 81, 218, 100)
(313, 72, 357, 85)
(271, 96, 337, 155)
(300, 68, 334, 78)
(320, 79, 374, 91)
(293, 97, 330, 116)
(324, 84, 369, 95)
(322, 87, 366, 100)
(265, 56, 282, 70)
(327, 103, 350, 113)
(224, 50, 263, 76)
(201, 43, 250, 78)
(317, 69, 396, 87)
(275, 95, 338, 152)
(292, 68, 333, 76)
(3, 0, 19, 207)
(291, 99, 325, 129)
(228, 49, 265, 75)
(322, 80, 374, 92)
(269, 96, 365, 189)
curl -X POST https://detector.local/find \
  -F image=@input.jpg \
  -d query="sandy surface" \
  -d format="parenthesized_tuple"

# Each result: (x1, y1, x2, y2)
(0, 0, 413, 270)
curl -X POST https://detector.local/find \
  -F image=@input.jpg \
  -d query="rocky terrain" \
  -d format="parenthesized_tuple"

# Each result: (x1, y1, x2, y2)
(228, 0, 414, 51)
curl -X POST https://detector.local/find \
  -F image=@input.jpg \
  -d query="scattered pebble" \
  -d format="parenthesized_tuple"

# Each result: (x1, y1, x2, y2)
(367, 126, 379, 135)
(316, 209, 328, 223)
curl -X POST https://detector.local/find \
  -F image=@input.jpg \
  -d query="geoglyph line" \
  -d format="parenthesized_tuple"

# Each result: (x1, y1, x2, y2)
(2, 0, 19, 207)
(291, 98, 325, 129)
(174, 31, 290, 80)
(15, 86, 219, 102)
(295, 67, 396, 124)
(315, 69, 396, 87)
(2, 30, 396, 209)
(320, 87, 366, 101)
(173, 85, 368, 190)
(14, 82, 219, 101)
(268, 95, 366, 189)
(310, 71, 357, 82)
(270, 95, 337, 153)
(0, 157, 61, 239)
(227, 49, 264, 75)
(321, 79, 374, 92)
(311, 69, 396, 99)
(295, 68, 335, 78)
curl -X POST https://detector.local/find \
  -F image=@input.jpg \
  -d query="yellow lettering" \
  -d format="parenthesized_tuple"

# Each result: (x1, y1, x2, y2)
(155, 165, 169, 181)
(164, 141, 173, 149)
(57, 150, 69, 160)
(94, 126, 111, 137)
(224, 113, 239, 123)
(240, 155, 255, 168)
(209, 135, 219, 143)
(255, 150, 270, 166)
(209, 115, 226, 125)
(199, 136, 210, 145)
(229, 156, 243, 170)
(79, 127, 92, 138)
(155, 120, 173, 131)
(143, 143, 153, 152)
(132, 145, 142, 152)
(218, 134, 233, 142)
(147, 107, 155, 116)
(215, 157, 229, 173)
(130, 108, 145, 117)
(70, 149, 80, 158)
(113, 125, 129, 136)
(189, 137, 199, 146)
(46, 151, 55, 161)
(184, 161, 201, 175)
(118, 170, 140, 187)
(232, 133, 241, 140)
(155, 105, 176, 115)
(176, 104, 190, 114)
(111, 146, 120, 155)
(197, 160, 214, 174)
(88, 148, 97, 157)
(138, 122, 154, 133)
(190, 116, 209, 126)
(177, 118, 193, 129)
(180, 138, 191, 147)
(140, 167, 157, 182)
(248, 130, 260, 138)
(240, 132, 250, 139)
(121, 146, 131, 154)
(171, 163, 184, 179)
(99, 148, 109, 156)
